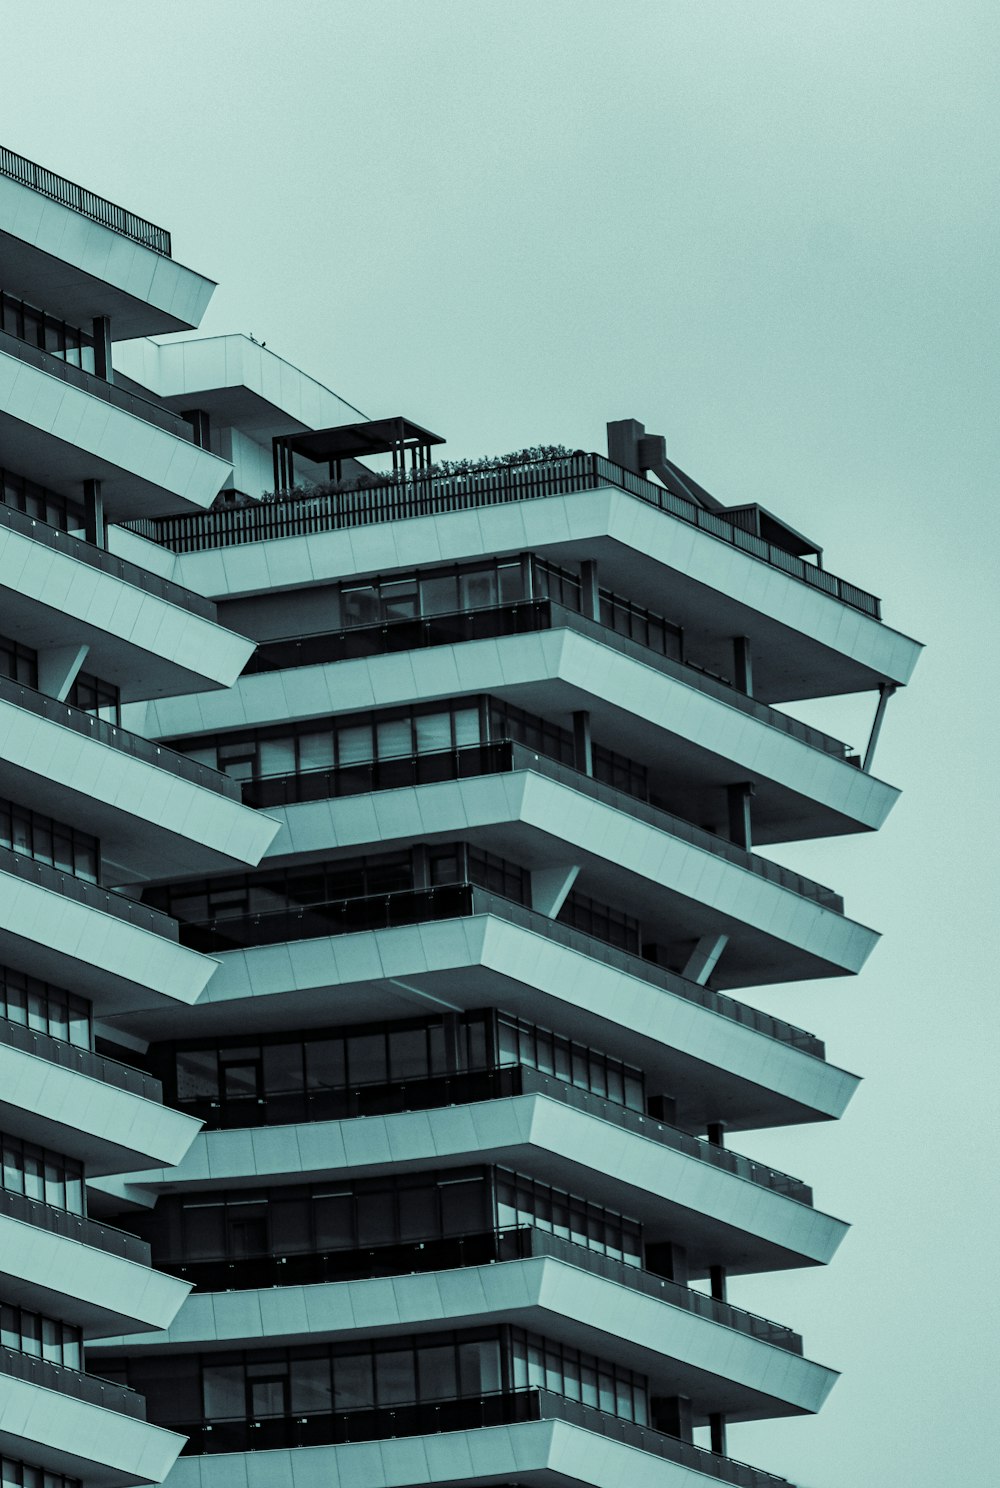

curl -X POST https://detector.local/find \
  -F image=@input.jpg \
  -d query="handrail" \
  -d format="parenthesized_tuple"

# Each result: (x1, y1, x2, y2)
(127, 451, 881, 619)
(0, 1186, 151, 1265)
(0, 1014, 162, 1103)
(243, 594, 854, 761)
(0, 326, 193, 441)
(0, 145, 172, 256)
(0, 1341, 146, 1419)
(241, 737, 843, 912)
(0, 500, 218, 621)
(164, 1223, 802, 1353)
(177, 880, 825, 1056)
(0, 845, 179, 940)
(171, 1388, 793, 1483)
(0, 675, 241, 800)
(173, 1062, 812, 1204)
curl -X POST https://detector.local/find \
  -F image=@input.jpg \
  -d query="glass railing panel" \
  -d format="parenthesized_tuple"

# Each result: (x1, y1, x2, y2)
(0, 1187, 151, 1265)
(0, 846, 179, 941)
(0, 1015, 162, 1102)
(0, 1343, 146, 1419)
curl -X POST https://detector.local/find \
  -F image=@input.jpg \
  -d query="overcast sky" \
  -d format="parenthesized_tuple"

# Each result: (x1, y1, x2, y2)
(6, 3, 997, 1483)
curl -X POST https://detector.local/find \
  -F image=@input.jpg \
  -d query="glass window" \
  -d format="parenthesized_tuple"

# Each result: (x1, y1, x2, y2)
(414, 712, 452, 753)
(459, 1338, 501, 1395)
(342, 586, 379, 626)
(452, 707, 480, 747)
(176, 1050, 218, 1102)
(346, 1032, 385, 1085)
(263, 1042, 304, 1094)
(258, 737, 296, 777)
(203, 1362, 245, 1419)
(375, 717, 412, 760)
(333, 1352, 374, 1410)
(291, 1355, 332, 1413)
(459, 568, 497, 611)
(306, 1038, 346, 1091)
(376, 1348, 416, 1405)
(183, 1203, 226, 1260)
(356, 1190, 394, 1246)
(298, 732, 334, 771)
(337, 724, 373, 765)
(419, 573, 457, 615)
(389, 1026, 428, 1081)
(418, 1342, 457, 1401)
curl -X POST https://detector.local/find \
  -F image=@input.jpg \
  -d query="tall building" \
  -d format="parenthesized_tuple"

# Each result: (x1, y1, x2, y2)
(1, 149, 921, 1488)
(0, 150, 279, 1487)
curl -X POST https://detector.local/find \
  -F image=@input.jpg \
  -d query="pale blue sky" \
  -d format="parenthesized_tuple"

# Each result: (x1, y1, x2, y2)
(6, 2, 998, 1482)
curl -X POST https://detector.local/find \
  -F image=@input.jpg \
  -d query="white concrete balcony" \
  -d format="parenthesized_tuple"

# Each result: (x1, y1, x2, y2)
(0, 680, 277, 881)
(93, 1253, 836, 1422)
(0, 850, 215, 1015)
(141, 624, 899, 843)
(0, 1195, 188, 1336)
(145, 455, 923, 699)
(103, 911, 858, 1133)
(0, 332, 232, 519)
(0, 1019, 199, 1173)
(0, 1355, 184, 1487)
(0, 150, 214, 336)
(216, 767, 877, 989)
(0, 504, 255, 699)
(142, 1411, 795, 1488)
(99, 1092, 847, 1274)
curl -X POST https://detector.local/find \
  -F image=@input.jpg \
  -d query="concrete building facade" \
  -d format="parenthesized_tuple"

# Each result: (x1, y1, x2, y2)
(0, 149, 920, 1488)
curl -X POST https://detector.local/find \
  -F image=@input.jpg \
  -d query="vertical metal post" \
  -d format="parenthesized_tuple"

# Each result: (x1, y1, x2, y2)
(733, 635, 753, 696)
(83, 479, 104, 548)
(580, 560, 600, 620)
(572, 711, 593, 776)
(727, 783, 754, 851)
(709, 1263, 727, 1301)
(709, 1413, 727, 1455)
(91, 317, 113, 382)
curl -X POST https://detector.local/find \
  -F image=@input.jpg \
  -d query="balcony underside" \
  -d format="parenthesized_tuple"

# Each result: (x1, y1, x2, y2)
(92, 1257, 835, 1421)
(95, 1097, 847, 1274)
(0, 1209, 188, 1336)
(221, 773, 877, 988)
(103, 916, 857, 1132)
(0, 697, 277, 879)
(166, 483, 922, 697)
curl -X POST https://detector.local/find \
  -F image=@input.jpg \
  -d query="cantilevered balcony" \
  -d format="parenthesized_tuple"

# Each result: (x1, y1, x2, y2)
(0, 329, 232, 517)
(128, 452, 922, 697)
(0, 503, 257, 697)
(0, 1344, 184, 1487)
(103, 890, 856, 1133)
(0, 1187, 188, 1335)
(0, 1015, 200, 1172)
(100, 1088, 847, 1274)
(0, 676, 278, 879)
(0, 847, 215, 1014)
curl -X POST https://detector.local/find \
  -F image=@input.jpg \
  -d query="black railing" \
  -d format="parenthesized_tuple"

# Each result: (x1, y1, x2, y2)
(242, 597, 855, 762)
(177, 880, 824, 1057)
(163, 1225, 802, 1354)
(0, 146, 172, 255)
(174, 1062, 812, 1205)
(0, 1015, 162, 1103)
(0, 501, 218, 620)
(128, 452, 880, 620)
(0, 845, 179, 940)
(242, 737, 843, 912)
(0, 1342, 146, 1419)
(0, 1186, 151, 1265)
(0, 326, 194, 442)
(175, 1388, 792, 1484)
(0, 676, 240, 800)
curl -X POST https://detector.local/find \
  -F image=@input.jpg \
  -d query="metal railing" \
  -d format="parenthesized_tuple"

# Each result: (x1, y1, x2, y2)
(174, 1388, 793, 1484)
(0, 1342, 146, 1419)
(0, 1186, 151, 1265)
(178, 880, 825, 1056)
(0, 675, 240, 800)
(0, 145, 172, 255)
(242, 595, 854, 762)
(0, 500, 218, 620)
(171, 1061, 812, 1205)
(0, 1014, 162, 1103)
(241, 736, 843, 912)
(0, 845, 179, 940)
(0, 326, 193, 441)
(127, 451, 880, 619)
(163, 1224, 802, 1354)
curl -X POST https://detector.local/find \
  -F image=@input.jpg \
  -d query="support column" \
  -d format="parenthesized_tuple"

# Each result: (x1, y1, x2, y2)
(727, 782, 754, 850)
(732, 635, 753, 696)
(572, 711, 593, 776)
(37, 644, 89, 702)
(91, 317, 113, 382)
(579, 560, 599, 620)
(530, 864, 580, 918)
(709, 1413, 727, 1455)
(644, 1241, 688, 1285)
(83, 479, 104, 549)
(863, 683, 897, 773)
(682, 933, 728, 986)
(651, 1395, 693, 1443)
(707, 1121, 726, 1148)
(709, 1263, 727, 1302)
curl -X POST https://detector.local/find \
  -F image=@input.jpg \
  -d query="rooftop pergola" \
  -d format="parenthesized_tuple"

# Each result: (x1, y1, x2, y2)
(272, 416, 445, 491)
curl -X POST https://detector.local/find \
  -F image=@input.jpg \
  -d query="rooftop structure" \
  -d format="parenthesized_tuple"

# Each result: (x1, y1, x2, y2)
(0, 151, 921, 1488)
